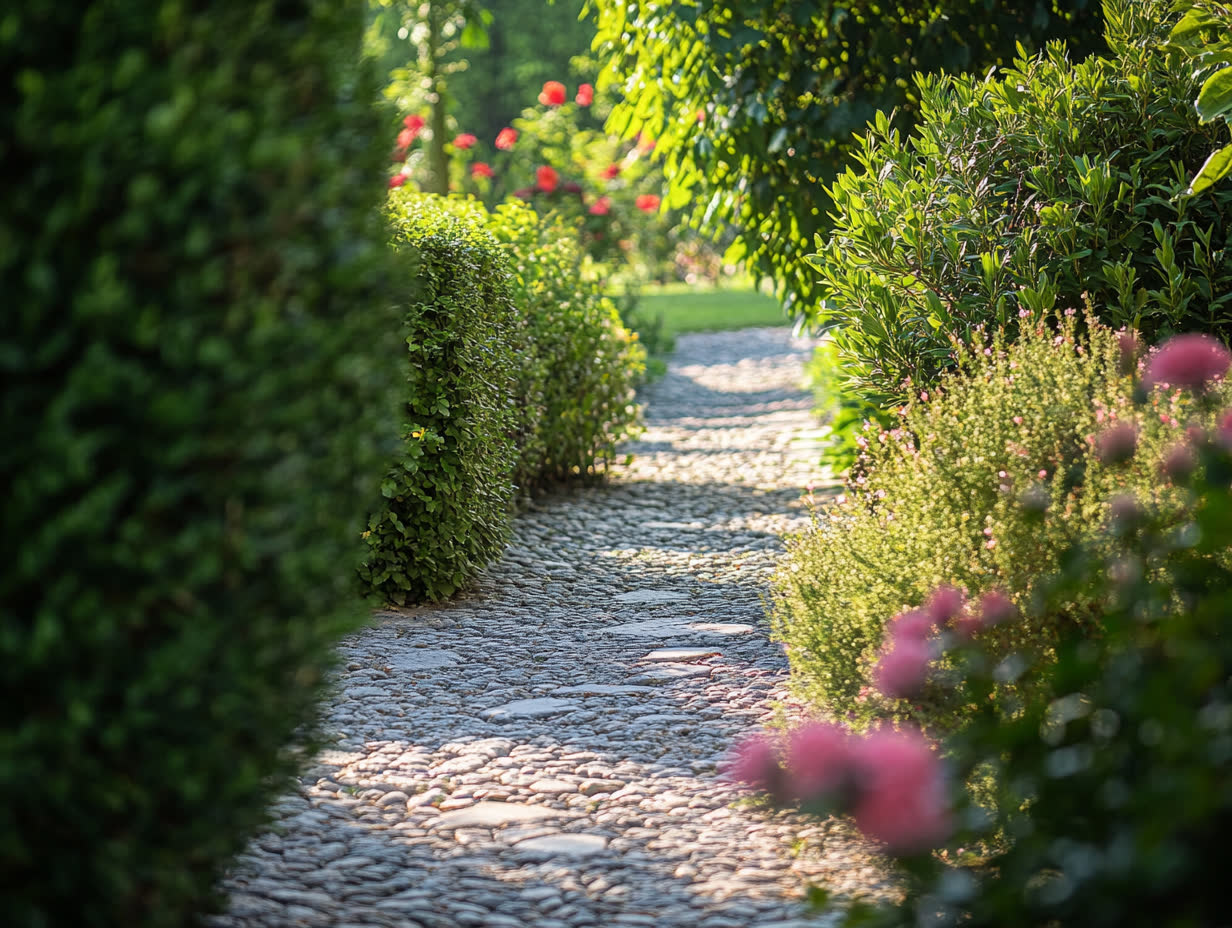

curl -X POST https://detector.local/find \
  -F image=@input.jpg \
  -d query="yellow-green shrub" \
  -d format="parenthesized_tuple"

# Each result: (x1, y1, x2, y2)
(772, 315, 1230, 729)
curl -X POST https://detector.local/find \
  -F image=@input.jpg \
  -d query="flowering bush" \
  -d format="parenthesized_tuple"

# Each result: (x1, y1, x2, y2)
(771, 314, 1232, 732)
(745, 333, 1232, 926)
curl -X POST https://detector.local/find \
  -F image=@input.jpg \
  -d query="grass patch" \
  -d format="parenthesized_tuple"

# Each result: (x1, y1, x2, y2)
(638, 280, 788, 338)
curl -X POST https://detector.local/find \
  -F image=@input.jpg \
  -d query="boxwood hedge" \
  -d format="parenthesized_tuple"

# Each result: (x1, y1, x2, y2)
(0, 2, 399, 925)
(361, 193, 644, 604)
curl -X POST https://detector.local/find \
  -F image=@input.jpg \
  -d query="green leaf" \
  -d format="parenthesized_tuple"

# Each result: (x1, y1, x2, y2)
(1188, 143, 1232, 195)
(1196, 67, 1232, 124)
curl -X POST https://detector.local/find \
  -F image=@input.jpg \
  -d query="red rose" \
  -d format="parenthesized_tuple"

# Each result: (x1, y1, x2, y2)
(602, 164, 621, 180)
(388, 174, 407, 189)
(396, 128, 417, 150)
(538, 81, 567, 106)
(494, 127, 518, 151)
(635, 194, 661, 212)
(471, 162, 494, 179)
(402, 114, 425, 132)
(588, 196, 611, 216)
(536, 165, 559, 192)
(452, 133, 477, 150)
(575, 83, 594, 106)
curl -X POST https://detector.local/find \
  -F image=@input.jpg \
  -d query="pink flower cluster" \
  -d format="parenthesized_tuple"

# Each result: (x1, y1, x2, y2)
(724, 723, 950, 854)
(871, 586, 1015, 699)
(1145, 333, 1231, 391)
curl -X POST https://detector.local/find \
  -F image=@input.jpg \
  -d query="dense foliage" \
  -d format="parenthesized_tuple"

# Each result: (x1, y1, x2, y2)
(361, 193, 643, 603)
(771, 317, 1229, 730)
(1170, 0, 1232, 193)
(0, 2, 400, 924)
(867, 340, 1232, 928)
(592, 0, 1105, 318)
(814, 0, 1232, 406)
(361, 194, 520, 604)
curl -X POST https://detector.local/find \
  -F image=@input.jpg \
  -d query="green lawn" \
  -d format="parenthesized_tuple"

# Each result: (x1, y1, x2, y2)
(636, 281, 789, 337)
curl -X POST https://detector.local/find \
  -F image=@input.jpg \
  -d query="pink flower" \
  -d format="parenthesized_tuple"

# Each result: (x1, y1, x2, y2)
(538, 80, 567, 106)
(1145, 334, 1232, 390)
(873, 637, 933, 699)
(494, 127, 518, 151)
(785, 722, 852, 802)
(396, 127, 418, 150)
(402, 114, 425, 132)
(1096, 422, 1138, 464)
(1215, 409, 1232, 449)
(470, 161, 494, 179)
(889, 609, 933, 642)
(850, 728, 951, 854)
(977, 590, 1016, 627)
(588, 196, 612, 216)
(635, 193, 661, 212)
(603, 164, 621, 180)
(387, 174, 407, 189)
(535, 165, 559, 193)
(723, 733, 780, 793)
(1109, 494, 1141, 524)
(452, 133, 477, 150)
(1162, 442, 1197, 480)
(925, 586, 964, 625)
(575, 83, 594, 106)
(1118, 330, 1140, 373)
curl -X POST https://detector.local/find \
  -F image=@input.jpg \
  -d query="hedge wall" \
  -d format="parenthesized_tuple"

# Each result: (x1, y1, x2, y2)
(0, 2, 399, 924)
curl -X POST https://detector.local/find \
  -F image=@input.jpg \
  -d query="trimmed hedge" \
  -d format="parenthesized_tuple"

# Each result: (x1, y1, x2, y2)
(1, 2, 399, 926)
(360, 194, 644, 604)
(813, 0, 1232, 407)
(771, 316, 1230, 731)
(361, 195, 521, 603)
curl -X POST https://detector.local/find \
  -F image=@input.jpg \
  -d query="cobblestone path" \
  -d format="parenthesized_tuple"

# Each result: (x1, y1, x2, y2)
(210, 327, 892, 928)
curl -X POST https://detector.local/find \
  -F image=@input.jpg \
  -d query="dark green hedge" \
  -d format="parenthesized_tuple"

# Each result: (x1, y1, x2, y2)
(361, 194, 644, 604)
(0, 3, 399, 926)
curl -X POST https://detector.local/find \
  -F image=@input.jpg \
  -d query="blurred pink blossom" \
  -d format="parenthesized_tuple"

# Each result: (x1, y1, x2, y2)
(1145, 334, 1231, 390)
(1162, 443, 1197, 480)
(723, 734, 779, 793)
(873, 637, 932, 699)
(890, 609, 933, 642)
(785, 723, 852, 802)
(1218, 410, 1232, 450)
(925, 586, 964, 624)
(977, 590, 1016, 627)
(850, 728, 951, 854)
(1096, 422, 1138, 464)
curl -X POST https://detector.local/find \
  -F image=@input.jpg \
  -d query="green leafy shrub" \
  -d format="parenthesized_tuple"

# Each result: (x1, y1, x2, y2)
(361, 192, 643, 603)
(0, 2, 399, 925)
(361, 194, 520, 604)
(1170, 0, 1232, 194)
(813, 0, 1232, 407)
(852, 341, 1232, 928)
(483, 201, 645, 491)
(771, 315, 1229, 730)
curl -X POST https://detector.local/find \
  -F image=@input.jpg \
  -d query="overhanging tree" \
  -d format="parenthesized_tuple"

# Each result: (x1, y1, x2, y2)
(591, 0, 1106, 322)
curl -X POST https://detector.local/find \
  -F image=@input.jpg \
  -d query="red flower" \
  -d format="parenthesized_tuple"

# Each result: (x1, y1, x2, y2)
(396, 128, 417, 150)
(575, 83, 594, 106)
(494, 127, 518, 151)
(635, 194, 660, 212)
(388, 174, 407, 189)
(402, 114, 425, 132)
(602, 164, 621, 180)
(588, 196, 611, 216)
(471, 161, 494, 179)
(452, 133, 477, 150)
(535, 165, 559, 193)
(538, 81, 567, 106)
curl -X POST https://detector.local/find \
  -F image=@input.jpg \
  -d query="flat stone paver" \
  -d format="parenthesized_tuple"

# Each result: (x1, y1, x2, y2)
(209, 327, 893, 928)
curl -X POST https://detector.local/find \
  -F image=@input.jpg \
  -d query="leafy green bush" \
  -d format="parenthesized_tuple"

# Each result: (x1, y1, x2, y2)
(361, 194, 520, 604)
(854, 339, 1232, 928)
(771, 316, 1229, 730)
(361, 193, 643, 603)
(0, 2, 399, 924)
(813, 0, 1232, 407)
(592, 0, 1106, 319)
(1170, 0, 1232, 194)
(484, 201, 644, 491)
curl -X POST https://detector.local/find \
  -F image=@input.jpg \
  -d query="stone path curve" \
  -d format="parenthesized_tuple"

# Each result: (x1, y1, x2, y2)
(210, 326, 892, 928)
